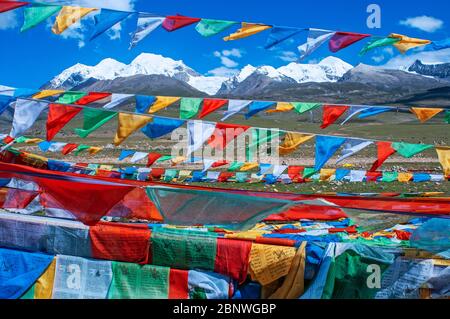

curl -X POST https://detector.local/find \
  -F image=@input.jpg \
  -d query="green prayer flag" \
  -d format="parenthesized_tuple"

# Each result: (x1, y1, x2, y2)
(359, 37, 400, 56)
(163, 169, 178, 182)
(303, 167, 317, 179)
(291, 102, 321, 114)
(228, 162, 244, 171)
(20, 284, 35, 299)
(180, 98, 202, 119)
(21, 3, 62, 32)
(108, 262, 170, 299)
(235, 172, 249, 183)
(74, 144, 90, 155)
(56, 92, 87, 104)
(151, 228, 217, 270)
(74, 108, 117, 138)
(156, 155, 174, 163)
(246, 128, 281, 161)
(392, 142, 433, 158)
(446, 110, 450, 124)
(14, 136, 28, 143)
(381, 171, 398, 182)
(195, 19, 237, 37)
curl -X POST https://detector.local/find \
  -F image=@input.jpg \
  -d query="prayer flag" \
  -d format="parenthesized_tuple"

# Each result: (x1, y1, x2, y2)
(410, 107, 443, 123)
(245, 101, 276, 119)
(149, 96, 180, 113)
(199, 99, 228, 118)
(52, 6, 97, 35)
(186, 120, 216, 155)
(135, 95, 155, 113)
(21, 3, 62, 32)
(279, 132, 313, 155)
(370, 141, 396, 171)
(220, 100, 251, 121)
(75, 92, 111, 105)
(114, 113, 152, 145)
(180, 98, 202, 119)
(0, 1, 28, 13)
(321, 105, 349, 129)
(389, 33, 431, 54)
(208, 122, 250, 150)
(392, 142, 433, 158)
(90, 9, 131, 40)
(141, 116, 185, 138)
(291, 102, 321, 114)
(224, 22, 272, 41)
(195, 18, 236, 37)
(314, 136, 346, 171)
(10, 99, 48, 138)
(336, 139, 373, 163)
(297, 28, 335, 60)
(265, 26, 303, 49)
(56, 91, 87, 104)
(46, 104, 81, 141)
(328, 32, 370, 53)
(162, 14, 201, 32)
(359, 37, 400, 56)
(74, 108, 117, 138)
(435, 147, 450, 177)
(129, 14, 164, 48)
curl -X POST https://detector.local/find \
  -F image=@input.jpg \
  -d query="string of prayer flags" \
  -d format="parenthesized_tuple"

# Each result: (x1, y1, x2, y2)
(221, 100, 252, 121)
(265, 26, 304, 49)
(223, 22, 272, 41)
(51, 6, 97, 35)
(370, 141, 396, 171)
(141, 116, 185, 139)
(129, 14, 164, 49)
(148, 96, 180, 114)
(321, 105, 349, 129)
(392, 142, 433, 158)
(10, 99, 48, 138)
(46, 104, 81, 141)
(180, 98, 202, 119)
(90, 9, 132, 41)
(135, 95, 155, 113)
(279, 133, 314, 155)
(328, 32, 370, 52)
(74, 108, 117, 138)
(297, 28, 335, 60)
(359, 36, 400, 56)
(0, 1, 28, 14)
(291, 102, 321, 115)
(245, 101, 276, 119)
(314, 135, 346, 171)
(410, 107, 443, 123)
(389, 33, 431, 54)
(195, 19, 237, 37)
(113, 113, 152, 146)
(198, 99, 228, 118)
(21, 3, 62, 32)
(162, 14, 201, 32)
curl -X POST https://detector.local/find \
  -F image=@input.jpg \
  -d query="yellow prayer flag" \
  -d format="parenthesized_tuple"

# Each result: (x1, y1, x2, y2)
(34, 258, 56, 299)
(224, 22, 272, 41)
(240, 162, 259, 171)
(88, 146, 103, 155)
(33, 90, 64, 99)
(398, 172, 413, 182)
(320, 168, 336, 181)
(99, 164, 114, 171)
(266, 102, 294, 113)
(249, 244, 297, 286)
(171, 156, 186, 165)
(114, 113, 153, 146)
(24, 138, 44, 144)
(148, 96, 180, 114)
(410, 107, 443, 123)
(279, 132, 314, 155)
(389, 33, 431, 54)
(436, 147, 450, 177)
(52, 6, 97, 35)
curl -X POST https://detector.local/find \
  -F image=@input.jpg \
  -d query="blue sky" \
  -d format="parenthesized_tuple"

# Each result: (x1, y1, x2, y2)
(0, 0, 449, 88)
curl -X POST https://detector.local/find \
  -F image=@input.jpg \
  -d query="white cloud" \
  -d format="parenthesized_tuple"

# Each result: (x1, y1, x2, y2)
(278, 51, 297, 62)
(384, 48, 450, 69)
(222, 48, 243, 58)
(371, 55, 385, 63)
(0, 11, 19, 30)
(399, 15, 443, 33)
(207, 66, 240, 77)
(213, 48, 245, 68)
(220, 56, 239, 68)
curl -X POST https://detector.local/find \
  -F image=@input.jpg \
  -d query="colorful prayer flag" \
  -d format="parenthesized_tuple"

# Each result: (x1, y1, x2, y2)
(195, 18, 237, 37)
(223, 22, 272, 41)
(52, 6, 97, 35)
(199, 99, 228, 118)
(328, 32, 370, 53)
(46, 104, 81, 141)
(162, 14, 201, 32)
(21, 3, 62, 32)
(129, 14, 164, 49)
(114, 113, 153, 146)
(90, 9, 131, 40)
(321, 105, 349, 129)
(74, 108, 117, 138)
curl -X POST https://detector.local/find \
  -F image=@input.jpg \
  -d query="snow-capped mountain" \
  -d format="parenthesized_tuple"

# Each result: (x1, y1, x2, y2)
(408, 60, 450, 80)
(45, 54, 352, 96)
(46, 53, 227, 95)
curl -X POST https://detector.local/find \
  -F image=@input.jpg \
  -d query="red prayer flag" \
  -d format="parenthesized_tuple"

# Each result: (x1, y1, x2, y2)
(287, 166, 304, 183)
(370, 141, 396, 171)
(169, 269, 189, 299)
(75, 92, 111, 105)
(321, 105, 349, 129)
(365, 171, 382, 182)
(214, 238, 252, 283)
(150, 167, 165, 180)
(198, 99, 228, 119)
(0, 1, 28, 13)
(61, 143, 78, 155)
(162, 14, 201, 32)
(208, 122, 250, 150)
(46, 103, 81, 141)
(218, 172, 234, 182)
(265, 204, 347, 221)
(147, 153, 162, 167)
(90, 222, 151, 263)
(212, 160, 229, 168)
(329, 32, 370, 52)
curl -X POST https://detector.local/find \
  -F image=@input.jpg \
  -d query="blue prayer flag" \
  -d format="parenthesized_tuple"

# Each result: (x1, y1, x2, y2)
(141, 116, 185, 139)
(314, 135, 346, 171)
(91, 9, 132, 41)
(265, 26, 304, 49)
(135, 95, 156, 114)
(245, 101, 276, 119)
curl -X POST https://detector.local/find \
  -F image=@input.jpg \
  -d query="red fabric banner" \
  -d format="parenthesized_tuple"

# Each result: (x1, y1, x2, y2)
(75, 92, 112, 105)
(169, 269, 189, 299)
(162, 15, 201, 31)
(61, 143, 78, 155)
(370, 141, 396, 171)
(199, 99, 228, 119)
(208, 122, 250, 150)
(265, 204, 348, 221)
(0, 1, 28, 13)
(214, 238, 252, 283)
(329, 32, 370, 52)
(147, 153, 162, 167)
(46, 103, 81, 141)
(287, 166, 304, 182)
(218, 172, 234, 182)
(321, 105, 349, 129)
(90, 222, 151, 263)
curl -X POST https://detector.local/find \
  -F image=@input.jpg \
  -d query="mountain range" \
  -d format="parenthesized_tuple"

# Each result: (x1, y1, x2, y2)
(42, 53, 450, 106)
